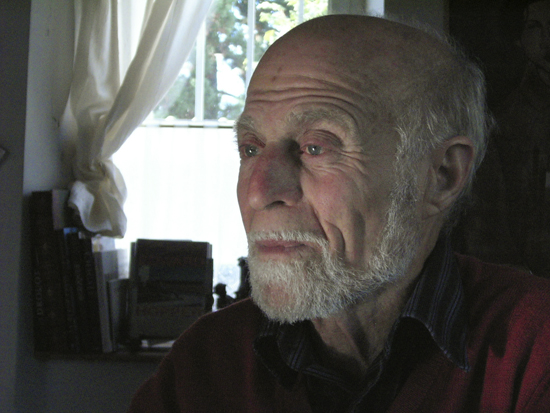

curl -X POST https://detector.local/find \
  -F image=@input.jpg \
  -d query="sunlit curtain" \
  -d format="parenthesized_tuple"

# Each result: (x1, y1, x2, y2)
(60, 0, 214, 237)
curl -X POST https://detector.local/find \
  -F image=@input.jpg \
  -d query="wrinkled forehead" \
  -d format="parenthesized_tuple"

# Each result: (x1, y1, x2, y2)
(249, 16, 450, 106)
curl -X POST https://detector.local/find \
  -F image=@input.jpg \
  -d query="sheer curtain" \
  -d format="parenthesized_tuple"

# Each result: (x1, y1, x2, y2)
(60, 0, 214, 237)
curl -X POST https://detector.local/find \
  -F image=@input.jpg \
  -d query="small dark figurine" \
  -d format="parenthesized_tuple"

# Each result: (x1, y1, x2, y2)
(214, 283, 234, 309)
(235, 257, 251, 301)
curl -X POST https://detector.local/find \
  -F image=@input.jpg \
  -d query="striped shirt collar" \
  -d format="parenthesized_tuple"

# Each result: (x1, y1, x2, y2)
(400, 235, 469, 370)
(254, 236, 470, 390)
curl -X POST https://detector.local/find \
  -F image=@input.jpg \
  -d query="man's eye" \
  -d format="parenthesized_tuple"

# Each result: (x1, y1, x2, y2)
(242, 145, 259, 157)
(305, 144, 323, 156)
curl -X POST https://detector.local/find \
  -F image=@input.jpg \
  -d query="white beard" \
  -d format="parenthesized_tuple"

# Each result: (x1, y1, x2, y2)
(247, 172, 422, 323)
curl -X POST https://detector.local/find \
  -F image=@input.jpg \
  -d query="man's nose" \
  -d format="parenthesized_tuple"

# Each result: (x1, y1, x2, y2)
(246, 146, 302, 211)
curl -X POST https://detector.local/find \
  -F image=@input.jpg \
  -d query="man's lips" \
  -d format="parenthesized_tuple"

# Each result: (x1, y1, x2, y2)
(254, 240, 313, 255)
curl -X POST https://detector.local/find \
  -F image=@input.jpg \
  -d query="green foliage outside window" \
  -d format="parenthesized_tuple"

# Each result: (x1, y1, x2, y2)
(153, 0, 327, 122)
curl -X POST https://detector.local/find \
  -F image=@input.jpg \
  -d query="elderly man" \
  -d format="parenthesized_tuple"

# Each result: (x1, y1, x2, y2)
(128, 15, 550, 412)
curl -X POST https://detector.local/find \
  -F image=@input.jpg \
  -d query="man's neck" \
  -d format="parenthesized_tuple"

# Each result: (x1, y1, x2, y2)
(310, 229, 440, 380)
(311, 274, 418, 380)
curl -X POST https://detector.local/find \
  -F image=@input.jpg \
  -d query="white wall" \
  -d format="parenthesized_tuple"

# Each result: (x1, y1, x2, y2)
(0, 1, 31, 411)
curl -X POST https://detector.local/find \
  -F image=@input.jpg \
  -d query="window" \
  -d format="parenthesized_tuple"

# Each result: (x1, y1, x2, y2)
(114, 0, 329, 295)
(146, 0, 329, 125)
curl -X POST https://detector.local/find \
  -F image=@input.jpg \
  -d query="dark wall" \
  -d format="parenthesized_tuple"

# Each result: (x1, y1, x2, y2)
(0, 1, 31, 412)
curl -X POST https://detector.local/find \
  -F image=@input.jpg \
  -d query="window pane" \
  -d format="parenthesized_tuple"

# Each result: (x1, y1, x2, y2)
(153, 42, 198, 120)
(150, 0, 328, 122)
(256, 0, 329, 54)
(206, 0, 248, 121)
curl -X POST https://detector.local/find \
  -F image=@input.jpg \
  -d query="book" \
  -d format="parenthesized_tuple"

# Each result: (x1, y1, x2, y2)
(93, 249, 125, 352)
(80, 234, 103, 353)
(107, 278, 129, 351)
(57, 227, 81, 353)
(63, 228, 96, 353)
(128, 239, 213, 341)
(135, 239, 212, 285)
(29, 190, 126, 354)
(30, 190, 71, 353)
(132, 303, 205, 338)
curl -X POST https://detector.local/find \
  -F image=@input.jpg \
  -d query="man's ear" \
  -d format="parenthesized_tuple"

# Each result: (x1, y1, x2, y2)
(423, 136, 475, 219)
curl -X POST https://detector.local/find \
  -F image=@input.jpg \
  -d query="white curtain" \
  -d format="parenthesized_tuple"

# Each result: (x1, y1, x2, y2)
(60, 0, 214, 237)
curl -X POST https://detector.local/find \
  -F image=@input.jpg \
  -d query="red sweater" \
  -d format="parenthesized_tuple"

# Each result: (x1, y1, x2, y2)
(127, 255, 550, 412)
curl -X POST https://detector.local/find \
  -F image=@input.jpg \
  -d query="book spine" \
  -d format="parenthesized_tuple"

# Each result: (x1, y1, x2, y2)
(58, 228, 81, 353)
(29, 191, 69, 354)
(30, 253, 49, 353)
(127, 242, 139, 343)
(65, 229, 92, 352)
(90, 248, 115, 353)
(80, 236, 103, 353)
(107, 278, 129, 352)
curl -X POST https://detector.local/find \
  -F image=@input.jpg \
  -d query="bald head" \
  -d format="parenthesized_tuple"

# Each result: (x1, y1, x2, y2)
(248, 15, 490, 194)
(255, 16, 452, 110)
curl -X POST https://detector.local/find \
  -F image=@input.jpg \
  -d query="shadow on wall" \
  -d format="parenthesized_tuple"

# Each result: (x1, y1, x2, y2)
(450, 0, 550, 278)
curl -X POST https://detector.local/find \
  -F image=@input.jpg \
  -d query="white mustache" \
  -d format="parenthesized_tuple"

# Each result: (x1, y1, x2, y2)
(247, 230, 329, 248)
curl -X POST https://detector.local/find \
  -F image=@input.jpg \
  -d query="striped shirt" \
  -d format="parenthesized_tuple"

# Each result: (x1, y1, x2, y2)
(254, 236, 469, 412)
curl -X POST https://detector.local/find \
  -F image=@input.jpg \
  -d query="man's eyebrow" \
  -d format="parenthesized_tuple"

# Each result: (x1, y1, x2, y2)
(234, 115, 256, 137)
(234, 108, 358, 143)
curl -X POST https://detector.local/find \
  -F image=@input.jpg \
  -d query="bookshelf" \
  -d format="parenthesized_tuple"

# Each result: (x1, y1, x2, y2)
(29, 190, 214, 361)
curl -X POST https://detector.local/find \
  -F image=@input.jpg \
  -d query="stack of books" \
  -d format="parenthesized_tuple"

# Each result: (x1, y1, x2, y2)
(30, 190, 128, 354)
(127, 238, 213, 343)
